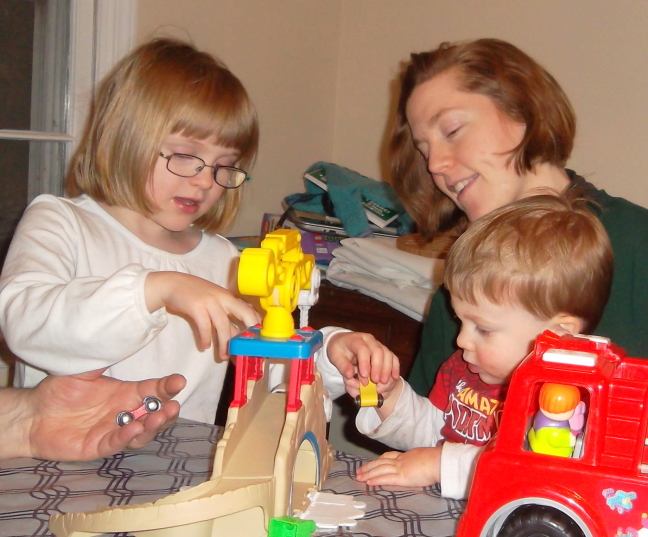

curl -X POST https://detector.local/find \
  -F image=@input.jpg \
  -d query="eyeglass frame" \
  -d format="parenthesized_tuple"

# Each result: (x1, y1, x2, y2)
(159, 152, 251, 189)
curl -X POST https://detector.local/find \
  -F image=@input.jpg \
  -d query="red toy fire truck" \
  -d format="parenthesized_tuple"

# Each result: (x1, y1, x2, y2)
(456, 330, 648, 537)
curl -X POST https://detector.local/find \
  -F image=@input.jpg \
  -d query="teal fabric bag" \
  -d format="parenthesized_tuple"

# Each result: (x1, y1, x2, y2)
(286, 161, 413, 237)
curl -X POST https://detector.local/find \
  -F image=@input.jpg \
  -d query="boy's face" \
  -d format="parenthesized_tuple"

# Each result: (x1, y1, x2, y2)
(451, 294, 558, 385)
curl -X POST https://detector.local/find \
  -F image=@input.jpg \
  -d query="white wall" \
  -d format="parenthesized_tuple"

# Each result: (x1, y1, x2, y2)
(138, 1, 648, 236)
(334, 1, 648, 208)
(137, 0, 342, 236)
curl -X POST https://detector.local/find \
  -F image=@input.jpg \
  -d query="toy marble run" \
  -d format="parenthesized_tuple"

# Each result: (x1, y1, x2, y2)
(49, 229, 333, 537)
(456, 331, 648, 537)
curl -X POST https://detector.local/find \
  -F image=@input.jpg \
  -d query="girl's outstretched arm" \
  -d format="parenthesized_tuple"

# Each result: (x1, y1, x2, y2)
(0, 196, 255, 376)
(144, 271, 260, 359)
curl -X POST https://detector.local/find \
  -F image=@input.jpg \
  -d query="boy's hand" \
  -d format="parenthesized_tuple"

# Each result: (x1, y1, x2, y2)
(327, 332, 400, 387)
(145, 272, 261, 359)
(354, 447, 442, 488)
(342, 374, 400, 401)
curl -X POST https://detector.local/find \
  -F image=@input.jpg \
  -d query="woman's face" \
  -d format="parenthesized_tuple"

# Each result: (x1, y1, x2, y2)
(406, 69, 530, 222)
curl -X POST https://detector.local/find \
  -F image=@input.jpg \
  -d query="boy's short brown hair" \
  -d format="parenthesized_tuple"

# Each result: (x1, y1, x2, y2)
(67, 38, 259, 233)
(390, 38, 576, 238)
(444, 194, 613, 333)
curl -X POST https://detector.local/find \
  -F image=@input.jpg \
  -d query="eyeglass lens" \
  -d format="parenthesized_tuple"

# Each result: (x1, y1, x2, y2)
(167, 154, 246, 188)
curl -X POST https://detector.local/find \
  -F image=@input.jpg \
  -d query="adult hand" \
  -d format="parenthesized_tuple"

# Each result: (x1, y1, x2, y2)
(25, 370, 186, 461)
(145, 271, 261, 358)
(354, 447, 442, 488)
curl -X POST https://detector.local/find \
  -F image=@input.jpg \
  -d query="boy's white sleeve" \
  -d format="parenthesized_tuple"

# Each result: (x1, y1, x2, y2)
(355, 380, 445, 451)
(314, 326, 351, 401)
(0, 198, 167, 374)
(439, 443, 484, 500)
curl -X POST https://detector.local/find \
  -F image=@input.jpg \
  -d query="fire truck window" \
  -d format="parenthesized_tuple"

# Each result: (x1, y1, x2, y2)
(526, 383, 588, 459)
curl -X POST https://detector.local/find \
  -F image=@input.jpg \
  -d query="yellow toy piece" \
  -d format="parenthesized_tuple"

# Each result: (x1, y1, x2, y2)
(355, 378, 384, 408)
(238, 229, 316, 339)
(49, 228, 332, 537)
(528, 426, 576, 457)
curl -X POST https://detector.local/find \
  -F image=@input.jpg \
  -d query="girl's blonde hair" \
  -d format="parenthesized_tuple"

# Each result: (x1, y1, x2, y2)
(67, 38, 259, 233)
(444, 194, 613, 333)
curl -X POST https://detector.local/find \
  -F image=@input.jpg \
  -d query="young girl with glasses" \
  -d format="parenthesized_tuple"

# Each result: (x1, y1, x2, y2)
(0, 38, 400, 425)
(0, 38, 261, 423)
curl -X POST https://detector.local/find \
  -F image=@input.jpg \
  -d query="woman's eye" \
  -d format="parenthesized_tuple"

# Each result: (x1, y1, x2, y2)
(446, 126, 461, 138)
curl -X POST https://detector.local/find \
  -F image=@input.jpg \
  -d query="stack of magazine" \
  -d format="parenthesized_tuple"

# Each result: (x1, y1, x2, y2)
(283, 167, 401, 239)
(281, 203, 399, 239)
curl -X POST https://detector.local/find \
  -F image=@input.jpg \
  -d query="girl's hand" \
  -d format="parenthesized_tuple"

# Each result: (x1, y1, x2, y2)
(145, 272, 261, 358)
(327, 332, 400, 386)
(27, 369, 187, 461)
(355, 447, 442, 487)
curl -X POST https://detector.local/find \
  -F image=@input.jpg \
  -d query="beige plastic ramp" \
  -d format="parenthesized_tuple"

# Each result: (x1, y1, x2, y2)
(49, 362, 332, 537)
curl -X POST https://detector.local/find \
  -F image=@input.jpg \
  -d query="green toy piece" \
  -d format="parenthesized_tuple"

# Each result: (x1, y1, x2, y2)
(268, 516, 316, 537)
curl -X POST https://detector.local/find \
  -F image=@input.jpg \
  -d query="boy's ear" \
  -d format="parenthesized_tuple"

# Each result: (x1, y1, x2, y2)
(550, 314, 584, 335)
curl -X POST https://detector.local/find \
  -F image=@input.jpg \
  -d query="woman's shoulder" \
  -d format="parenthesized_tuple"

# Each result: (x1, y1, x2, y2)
(593, 188, 648, 239)
(595, 188, 648, 219)
(571, 174, 648, 243)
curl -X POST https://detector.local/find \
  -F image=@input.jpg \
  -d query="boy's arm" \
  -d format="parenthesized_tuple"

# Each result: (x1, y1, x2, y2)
(439, 443, 484, 499)
(353, 381, 449, 489)
(355, 446, 442, 488)
(355, 380, 445, 451)
(314, 326, 352, 401)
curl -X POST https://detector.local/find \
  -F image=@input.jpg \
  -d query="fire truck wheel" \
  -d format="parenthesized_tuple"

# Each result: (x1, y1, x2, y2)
(498, 505, 585, 537)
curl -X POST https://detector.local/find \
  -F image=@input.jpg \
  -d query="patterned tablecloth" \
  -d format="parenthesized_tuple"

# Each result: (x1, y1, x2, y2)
(0, 419, 464, 537)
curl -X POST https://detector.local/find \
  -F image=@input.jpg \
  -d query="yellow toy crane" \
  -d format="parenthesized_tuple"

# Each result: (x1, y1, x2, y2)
(238, 228, 316, 339)
(49, 229, 332, 537)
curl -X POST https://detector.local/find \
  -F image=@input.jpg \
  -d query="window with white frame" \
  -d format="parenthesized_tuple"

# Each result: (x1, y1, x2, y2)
(0, 0, 135, 263)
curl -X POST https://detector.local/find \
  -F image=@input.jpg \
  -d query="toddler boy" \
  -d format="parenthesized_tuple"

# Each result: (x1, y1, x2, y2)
(320, 194, 613, 499)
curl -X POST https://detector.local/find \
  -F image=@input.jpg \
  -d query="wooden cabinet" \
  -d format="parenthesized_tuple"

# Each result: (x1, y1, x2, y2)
(296, 281, 423, 377)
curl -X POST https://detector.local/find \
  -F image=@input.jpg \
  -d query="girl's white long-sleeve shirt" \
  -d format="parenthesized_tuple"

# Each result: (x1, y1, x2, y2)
(0, 194, 240, 423)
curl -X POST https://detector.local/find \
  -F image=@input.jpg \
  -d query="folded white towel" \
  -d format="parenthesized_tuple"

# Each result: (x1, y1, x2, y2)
(330, 237, 445, 287)
(325, 238, 445, 321)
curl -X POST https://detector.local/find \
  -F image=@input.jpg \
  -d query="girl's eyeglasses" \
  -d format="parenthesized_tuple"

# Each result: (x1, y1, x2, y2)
(159, 153, 250, 189)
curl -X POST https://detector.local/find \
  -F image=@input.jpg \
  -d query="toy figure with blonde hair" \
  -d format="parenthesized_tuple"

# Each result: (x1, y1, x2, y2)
(528, 382, 586, 457)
